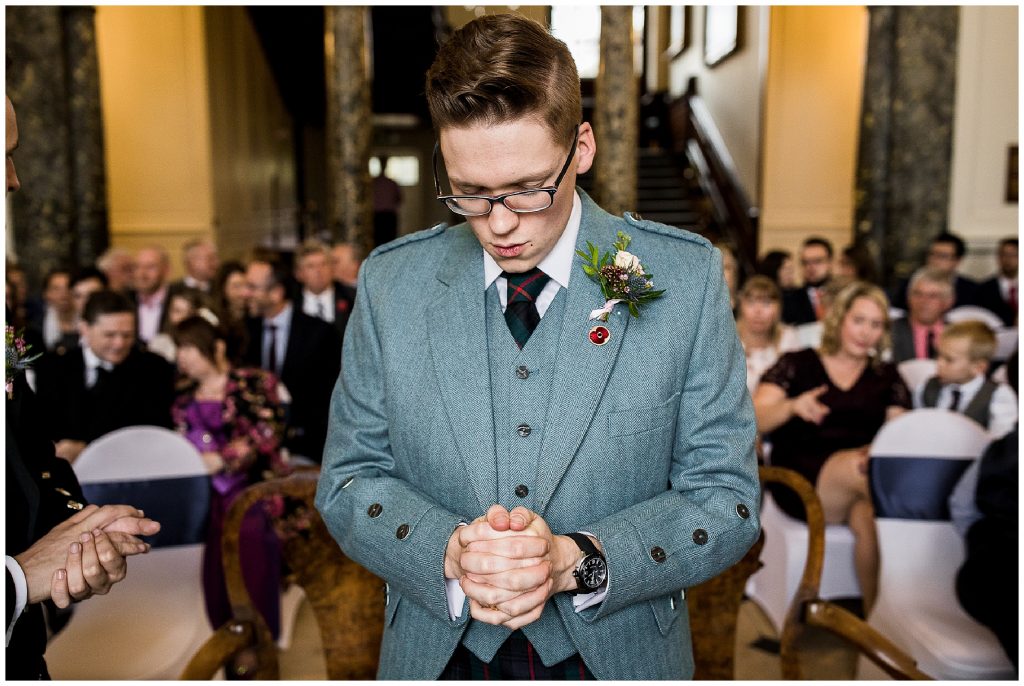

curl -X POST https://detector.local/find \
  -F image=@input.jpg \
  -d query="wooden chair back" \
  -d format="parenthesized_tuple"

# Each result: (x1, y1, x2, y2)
(181, 471, 385, 679)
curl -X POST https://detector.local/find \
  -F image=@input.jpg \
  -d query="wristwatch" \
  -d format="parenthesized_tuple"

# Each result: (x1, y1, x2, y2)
(565, 532, 608, 595)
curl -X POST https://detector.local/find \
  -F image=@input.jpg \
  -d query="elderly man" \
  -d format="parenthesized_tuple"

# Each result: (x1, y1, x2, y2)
(170, 238, 219, 294)
(891, 267, 956, 363)
(315, 14, 759, 680)
(6, 94, 159, 679)
(95, 247, 134, 295)
(132, 246, 171, 344)
(294, 239, 357, 341)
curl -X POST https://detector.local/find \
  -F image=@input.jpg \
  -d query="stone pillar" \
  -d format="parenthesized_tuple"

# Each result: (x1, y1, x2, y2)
(6, 7, 108, 290)
(324, 6, 373, 252)
(853, 7, 959, 289)
(593, 6, 638, 216)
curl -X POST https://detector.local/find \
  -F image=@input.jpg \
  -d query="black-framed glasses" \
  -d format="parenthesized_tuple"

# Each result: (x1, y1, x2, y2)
(432, 126, 579, 217)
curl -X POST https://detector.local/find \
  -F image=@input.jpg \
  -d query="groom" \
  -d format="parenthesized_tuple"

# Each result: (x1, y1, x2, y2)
(316, 13, 760, 680)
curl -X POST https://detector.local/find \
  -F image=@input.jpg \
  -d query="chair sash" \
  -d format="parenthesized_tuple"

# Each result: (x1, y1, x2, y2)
(869, 456, 972, 521)
(83, 475, 210, 547)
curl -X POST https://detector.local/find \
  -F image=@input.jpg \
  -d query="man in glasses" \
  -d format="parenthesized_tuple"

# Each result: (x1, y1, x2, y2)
(316, 14, 759, 680)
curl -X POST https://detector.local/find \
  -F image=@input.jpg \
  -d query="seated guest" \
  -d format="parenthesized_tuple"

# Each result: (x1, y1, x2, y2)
(212, 260, 251, 365)
(782, 236, 834, 325)
(244, 259, 341, 461)
(836, 243, 879, 285)
(95, 246, 135, 295)
(132, 246, 172, 344)
(147, 287, 210, 363)
(975, 237, 1018, 326)
(171, 315, 290, 675)
(891, 232, 978, 310)
(294, 239, 357, 341)
(330, 241, 363, 290)
(913, 320, 1017, 439)
(754, 282, 911, 612)
(890, 267, 954, 363)
(790, 276, 851, 350)
(949, 352, 1017, 673)
(69, 267, 108, 322)
(735, 275, 800, 395)
(29, 268, 77, 352)
(170, 238, 219, 295)
(714, 242, 740, 311)
(757, 249, 797, 290)
(33, 290, 176, 462)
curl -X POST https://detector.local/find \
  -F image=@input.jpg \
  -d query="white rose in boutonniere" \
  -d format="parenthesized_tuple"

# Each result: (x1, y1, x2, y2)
(577, 232, 666, 321)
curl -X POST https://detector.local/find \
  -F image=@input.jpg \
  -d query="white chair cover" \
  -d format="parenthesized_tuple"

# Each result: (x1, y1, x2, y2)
(994, 327, 1018, 361)
(45, 426, 214, 680)
(945, 305, 1004, 331)
(857, 409, 1013, 680)
(896, 358, 938, 391)
(745, 491, 859, 632)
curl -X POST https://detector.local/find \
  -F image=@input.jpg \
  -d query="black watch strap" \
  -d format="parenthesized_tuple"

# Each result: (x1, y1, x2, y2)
(565, 532, 602, 558)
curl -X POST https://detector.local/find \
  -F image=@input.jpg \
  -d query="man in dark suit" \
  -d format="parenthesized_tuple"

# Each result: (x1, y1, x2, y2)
(131, 246, 172, 345)
(6, 93, 159, 680)
(890, 267, 955, 363)
(168, 237, 219, 295)
(244, 258, 341, 462)
(34, 290, 176, 463)
(782, 236, 833, 325)
(891, 232, 978, 310)
(976, 237, 1018, 327)
(293, 239, 357, 342)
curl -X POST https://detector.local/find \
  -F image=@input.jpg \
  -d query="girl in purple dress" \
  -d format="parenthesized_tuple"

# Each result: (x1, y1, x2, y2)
(171, 314, 291, 676)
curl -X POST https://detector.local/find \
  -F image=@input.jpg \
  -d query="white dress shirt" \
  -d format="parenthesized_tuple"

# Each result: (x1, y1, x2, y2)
(446, 192, 607, 619)
(5, 556, 28, 645)
(83, 344, 115, 388)
(912, 373, 1018, 439)
(302, 287, 336, 323)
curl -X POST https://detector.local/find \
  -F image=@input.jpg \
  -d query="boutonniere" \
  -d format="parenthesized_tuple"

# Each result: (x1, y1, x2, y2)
(6, 325, 43, 399)
(576, 231, 666, 321)
(336, 299, 350, 314)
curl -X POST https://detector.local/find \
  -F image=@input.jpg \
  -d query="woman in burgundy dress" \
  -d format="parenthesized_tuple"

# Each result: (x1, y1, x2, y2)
(754, 282, 911, 612)
(171, 314, 291, 676)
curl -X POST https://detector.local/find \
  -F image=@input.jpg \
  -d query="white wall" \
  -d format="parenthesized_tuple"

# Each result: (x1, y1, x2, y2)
(669, 6, 769, 199)
(948, 5, 1019, 280)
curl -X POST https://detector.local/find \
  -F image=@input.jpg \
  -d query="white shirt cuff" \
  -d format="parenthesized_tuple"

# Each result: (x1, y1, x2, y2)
(6, 556, 28, 646)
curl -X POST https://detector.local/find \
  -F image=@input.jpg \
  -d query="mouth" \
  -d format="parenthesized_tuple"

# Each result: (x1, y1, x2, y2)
(493, 243, 526, 258)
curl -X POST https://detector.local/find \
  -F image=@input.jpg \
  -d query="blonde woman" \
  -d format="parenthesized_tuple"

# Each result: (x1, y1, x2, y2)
(735, 275, 801, 395)
(754, 281, 911, 612)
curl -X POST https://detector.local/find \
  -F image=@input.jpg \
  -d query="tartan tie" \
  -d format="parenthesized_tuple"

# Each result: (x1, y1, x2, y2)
(503, 268, 551, 348)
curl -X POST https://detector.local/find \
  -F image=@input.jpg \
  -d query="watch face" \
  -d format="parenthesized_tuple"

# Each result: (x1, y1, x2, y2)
(579, 555, 607, 590)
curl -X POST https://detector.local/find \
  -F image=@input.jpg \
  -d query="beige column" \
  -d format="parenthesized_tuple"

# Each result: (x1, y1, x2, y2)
(325, 6, 373, 249)
(593, 6, 638, 215)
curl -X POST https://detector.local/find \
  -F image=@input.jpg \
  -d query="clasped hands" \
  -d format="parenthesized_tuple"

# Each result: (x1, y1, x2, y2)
(444, 504, 587, 630)
(14, 504, 161, 610)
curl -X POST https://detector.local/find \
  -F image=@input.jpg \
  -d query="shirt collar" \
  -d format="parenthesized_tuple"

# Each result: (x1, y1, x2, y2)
(303, 286, 333, 302)
(483, 190, 581, 291)
(82, 343, 114, 372)
(951, 373, 984, 394)
(138, 285, 168, 308)
(266, 302, 293, 329)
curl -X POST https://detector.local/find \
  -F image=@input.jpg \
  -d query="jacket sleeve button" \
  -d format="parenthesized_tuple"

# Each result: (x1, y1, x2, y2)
(367, 503, 383, 518)
(650, 546, 666, 563)
(396, 524, 410, 540)
(692, 529, 708, 545)
(736, 503, 750, 519)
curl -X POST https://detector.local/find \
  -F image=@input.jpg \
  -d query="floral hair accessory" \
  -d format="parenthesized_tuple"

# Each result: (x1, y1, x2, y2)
(576, 231, 665, 321)
(6, 325, 43, 399)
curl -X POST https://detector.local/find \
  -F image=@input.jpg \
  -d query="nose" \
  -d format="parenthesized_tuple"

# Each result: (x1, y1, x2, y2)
(7, 157, 20, 194)
(487, 202, 519, 236)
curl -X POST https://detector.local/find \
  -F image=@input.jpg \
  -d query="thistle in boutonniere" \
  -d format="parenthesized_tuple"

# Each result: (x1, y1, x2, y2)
(576, 231, 666, 321)
(6, 325, 43, 399)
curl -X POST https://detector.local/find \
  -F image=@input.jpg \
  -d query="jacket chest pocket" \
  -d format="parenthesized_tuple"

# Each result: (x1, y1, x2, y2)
(607, 391, 680, 438)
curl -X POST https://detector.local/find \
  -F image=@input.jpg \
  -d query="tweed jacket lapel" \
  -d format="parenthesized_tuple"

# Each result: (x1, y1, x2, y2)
(428, 228, 498, 512)
(534, 192, 630, 513)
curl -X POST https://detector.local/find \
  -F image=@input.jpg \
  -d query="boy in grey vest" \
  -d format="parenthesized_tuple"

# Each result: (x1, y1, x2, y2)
(914, 320, 1017, 439)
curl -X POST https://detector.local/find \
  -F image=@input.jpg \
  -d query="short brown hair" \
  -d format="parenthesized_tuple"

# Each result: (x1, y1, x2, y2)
(819, 281, 892, 361)
(295, 238, 330, 263)
(941, 320, 997, 362)
(172, 315, 223, 364)
(738, 275, 781, 304)
(425, 14, 581, 147)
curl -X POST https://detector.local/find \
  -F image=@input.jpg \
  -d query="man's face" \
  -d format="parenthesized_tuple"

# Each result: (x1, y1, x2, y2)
(133, 249, 167, 295)
(80, 312, 135, 366)
(6, 97, 20, 194)
(926, 241, 960, 276)
(71, 277, 104, 317)
(998, 242, 1018, 278)
(438, 118, 595, 274)
(186, 242, 219, 282)
(800, 244, 832, 286)
(907, 279, 953, 325)
(331, 245, 360, 285)
(44, 273, 72, 312)
(297, 252, 332, 294)
(245, 262, 281, 318)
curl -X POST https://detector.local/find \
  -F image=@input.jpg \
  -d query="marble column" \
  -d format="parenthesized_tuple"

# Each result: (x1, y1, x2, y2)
(593, 6, 638, 216)
(853, 7, 959, 289)
(324, 6, 373, 252)
(6, 6, 109, 290)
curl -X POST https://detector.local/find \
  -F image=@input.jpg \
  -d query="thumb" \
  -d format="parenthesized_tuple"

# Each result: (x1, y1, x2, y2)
(486, 504, 511, 532)
(811, 384, 829, 397)
(508, 506, 536, 532)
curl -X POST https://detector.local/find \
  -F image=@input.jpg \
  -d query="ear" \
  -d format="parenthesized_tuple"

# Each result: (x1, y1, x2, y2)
(574, 122, 597, 176)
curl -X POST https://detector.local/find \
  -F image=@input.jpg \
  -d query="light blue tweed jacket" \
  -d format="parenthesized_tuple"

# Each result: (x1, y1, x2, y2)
(315, 190, 761, 679)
